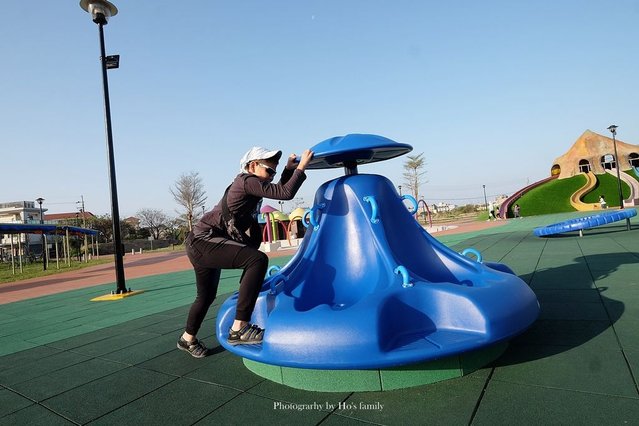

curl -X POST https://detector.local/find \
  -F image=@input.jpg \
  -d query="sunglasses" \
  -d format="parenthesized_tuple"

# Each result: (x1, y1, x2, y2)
(258, 163, 277, 176)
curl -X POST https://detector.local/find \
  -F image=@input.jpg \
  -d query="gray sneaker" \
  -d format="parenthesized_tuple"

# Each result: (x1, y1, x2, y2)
(227, 324, 264, 346)
(177, 337, 209, 358)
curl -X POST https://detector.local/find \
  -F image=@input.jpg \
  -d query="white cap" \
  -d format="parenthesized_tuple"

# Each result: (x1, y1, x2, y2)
(239, 147, 282, 172)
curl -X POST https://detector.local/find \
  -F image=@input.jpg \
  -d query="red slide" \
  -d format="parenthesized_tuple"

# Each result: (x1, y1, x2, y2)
(499, 175, 558, 219)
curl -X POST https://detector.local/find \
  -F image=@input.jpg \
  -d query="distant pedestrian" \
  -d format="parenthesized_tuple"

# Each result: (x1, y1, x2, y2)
(513, 204, 521, 218)
(488, 201, 497, 221)
(599, 195, 607, 209)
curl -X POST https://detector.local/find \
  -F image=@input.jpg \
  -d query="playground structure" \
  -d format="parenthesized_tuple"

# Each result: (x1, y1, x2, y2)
(258, 205, 307, 252)
(501, 130, 639, 217)
(416, 198, 433, 227)
(216, 134, 539, 391)
(534, 208, 637, 237)
(569, 172, 598, 211)
(498, 175, 558, 219)
(0, 223, 99, 274)
(605, 169, 639, 207)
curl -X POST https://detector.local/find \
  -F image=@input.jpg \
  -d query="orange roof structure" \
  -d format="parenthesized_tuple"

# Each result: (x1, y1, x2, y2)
(552, 130, 639, 179)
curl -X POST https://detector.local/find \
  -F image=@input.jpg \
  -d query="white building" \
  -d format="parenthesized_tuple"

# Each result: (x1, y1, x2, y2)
(0, 201, 48, 255)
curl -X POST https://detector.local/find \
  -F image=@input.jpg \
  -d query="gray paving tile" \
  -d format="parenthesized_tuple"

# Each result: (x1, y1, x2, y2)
(69, 330, 161, 357)
(534, 289, 602, 303)
(41, 367, 175, 424)
(319, 414, 379, 425)
(0, 403, 74, 426)
(538, 301, 610, 321)
(10, 358, 128, 402)
(185, 352, 264, 390)
(0, 388, 32, 418)
(337, 370, 490, 426)
(493, 344, 637, 397)
(625, 350, 639, 383)
(613, 317, 639, 351)
(0, 345, 61, 371)
(0, 350, 92, 386)
(100, 333, 179, 365)
(195, 392, 330, 425)
(510, 319, 618, 349)
(90, 377, 239, 425)
(473, 380, 639, 425)
(247, 379, 350, 407)
(136, 344, 224, 377)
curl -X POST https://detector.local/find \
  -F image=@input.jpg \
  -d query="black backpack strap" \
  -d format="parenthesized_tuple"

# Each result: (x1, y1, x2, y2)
(220, 184, 233, 219)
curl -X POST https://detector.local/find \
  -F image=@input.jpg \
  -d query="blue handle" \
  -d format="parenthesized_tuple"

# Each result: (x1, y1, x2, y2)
(266, 265, 281, 277)
(268, 274, 287, 295)
(304, 203, 325, 230)
(302, 209, 311, 229)
(461, 248, 483, 263)
(394, 265, 413, 288)
(401, 195, 418, 214)
(363, 196, 380, 224)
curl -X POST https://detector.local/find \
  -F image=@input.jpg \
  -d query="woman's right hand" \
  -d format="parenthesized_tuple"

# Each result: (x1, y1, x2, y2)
(296, 149, 314, 171)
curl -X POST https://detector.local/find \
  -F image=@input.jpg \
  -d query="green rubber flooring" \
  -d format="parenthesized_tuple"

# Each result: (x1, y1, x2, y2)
(1, 212, 638, 425)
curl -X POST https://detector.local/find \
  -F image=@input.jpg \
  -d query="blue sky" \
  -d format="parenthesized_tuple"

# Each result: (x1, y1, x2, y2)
(2, 1, 639, 217)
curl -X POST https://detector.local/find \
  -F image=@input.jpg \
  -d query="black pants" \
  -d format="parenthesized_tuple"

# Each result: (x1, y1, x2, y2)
(184, 232, 268, 336)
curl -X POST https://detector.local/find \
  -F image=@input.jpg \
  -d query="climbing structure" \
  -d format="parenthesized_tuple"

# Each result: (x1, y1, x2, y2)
(216, 134, 539, 390)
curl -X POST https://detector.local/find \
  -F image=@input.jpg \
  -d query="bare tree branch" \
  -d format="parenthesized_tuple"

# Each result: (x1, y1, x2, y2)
(136, 208, 170, 240)
(170, 171, 207, 232)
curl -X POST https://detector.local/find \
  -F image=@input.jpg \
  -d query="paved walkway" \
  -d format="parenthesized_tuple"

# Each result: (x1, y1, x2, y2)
(1, 213, 637, 425)
(0, 247, 299, 305)
(0, 219, 507, 305)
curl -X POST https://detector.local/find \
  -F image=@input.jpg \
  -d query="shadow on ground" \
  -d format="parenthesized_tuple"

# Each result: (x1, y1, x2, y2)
(497, 252, 632, 365)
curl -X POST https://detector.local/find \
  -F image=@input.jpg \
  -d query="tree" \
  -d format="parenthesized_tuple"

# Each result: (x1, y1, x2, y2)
(403, 153, 427, 200)
(136, 208, 170, 240)
(88, 215, 139, 242)
(88, 214, 113, 243)
(163, 217, 184, 242)
(170, 171, 207, 232)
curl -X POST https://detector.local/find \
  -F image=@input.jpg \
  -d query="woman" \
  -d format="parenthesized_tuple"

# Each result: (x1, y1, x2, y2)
(177, 147, 314, 358)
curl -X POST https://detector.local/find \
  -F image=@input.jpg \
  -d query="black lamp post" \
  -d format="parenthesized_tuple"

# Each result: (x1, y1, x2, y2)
(482, 185, 488, 218)
(80, 0, 127, 293)
(36, 197, 46, 271)
(607, 125, 631, 230)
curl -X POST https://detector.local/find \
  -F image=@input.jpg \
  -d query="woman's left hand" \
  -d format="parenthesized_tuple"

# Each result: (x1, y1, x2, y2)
(286, 153, 299, 170)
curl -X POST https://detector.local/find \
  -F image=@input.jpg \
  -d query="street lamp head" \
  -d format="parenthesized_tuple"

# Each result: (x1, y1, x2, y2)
(607, 125, 618, 136)
(36, 197, 44, 205)
(80, 0, 118, 25)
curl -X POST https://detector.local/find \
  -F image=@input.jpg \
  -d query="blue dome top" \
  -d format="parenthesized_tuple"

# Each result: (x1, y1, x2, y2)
(305, 134, 412, 169)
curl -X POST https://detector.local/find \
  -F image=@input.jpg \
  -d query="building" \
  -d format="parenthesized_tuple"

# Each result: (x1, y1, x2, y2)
(0, 201, 47, 256)
(45, 212, 96, 227)
(552, 130, 639, 178)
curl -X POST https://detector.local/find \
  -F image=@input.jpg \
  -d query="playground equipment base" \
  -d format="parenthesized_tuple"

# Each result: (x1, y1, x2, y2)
(90, 289, 145, 302)
(243, 342, 507, 392)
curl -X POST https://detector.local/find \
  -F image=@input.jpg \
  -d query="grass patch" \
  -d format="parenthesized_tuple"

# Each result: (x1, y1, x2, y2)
(508, 171, 637, 216)
(0, 258, 112, 284)
(582, 172, 630, 206)
(512, 175, 585, 216)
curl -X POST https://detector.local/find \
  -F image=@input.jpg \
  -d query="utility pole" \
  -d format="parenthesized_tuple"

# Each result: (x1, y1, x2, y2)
(77, 195, 89, 262)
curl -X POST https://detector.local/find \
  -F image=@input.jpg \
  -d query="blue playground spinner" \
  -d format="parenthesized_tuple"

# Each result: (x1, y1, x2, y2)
(534, 208, 637, 237)
(216, 134, 540, 369)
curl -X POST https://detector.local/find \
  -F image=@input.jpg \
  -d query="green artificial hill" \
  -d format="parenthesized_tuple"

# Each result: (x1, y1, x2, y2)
(510, 171, 636, 217)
